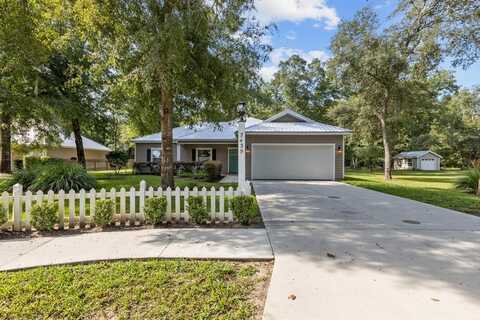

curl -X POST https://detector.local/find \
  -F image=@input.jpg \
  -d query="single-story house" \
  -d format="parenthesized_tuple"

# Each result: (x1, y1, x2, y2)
(393, 150, 442, 171)
(13, 134, 112, 170)
(132, 109, 352, 180)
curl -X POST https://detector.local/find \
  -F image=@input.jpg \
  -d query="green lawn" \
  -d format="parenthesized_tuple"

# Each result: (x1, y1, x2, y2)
(345, 169, 480, 216)
(91, 171, 236, 190)
(0, 259, 271, 319)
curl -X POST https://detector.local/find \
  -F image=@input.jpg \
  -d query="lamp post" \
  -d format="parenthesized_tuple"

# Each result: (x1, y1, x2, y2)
(237, 102, 247, 193)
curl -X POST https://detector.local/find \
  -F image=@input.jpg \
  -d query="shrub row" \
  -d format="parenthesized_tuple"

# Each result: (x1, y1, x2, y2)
(15, 195, 258, 231)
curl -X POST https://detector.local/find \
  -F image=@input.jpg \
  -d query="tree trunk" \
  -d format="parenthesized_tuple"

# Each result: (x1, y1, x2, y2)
(379, 115, 392, 180)
(160, 87, 174, 188)
(0, 112, 12, 173)
(71, 118, 86, 168)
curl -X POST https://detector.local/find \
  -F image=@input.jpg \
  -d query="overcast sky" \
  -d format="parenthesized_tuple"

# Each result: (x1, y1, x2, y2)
(254, 0, 479, 88)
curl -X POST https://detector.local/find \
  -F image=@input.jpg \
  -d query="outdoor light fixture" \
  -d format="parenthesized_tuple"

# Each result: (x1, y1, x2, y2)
(237, 101, 247, 122)
(336, 144, 343, 153)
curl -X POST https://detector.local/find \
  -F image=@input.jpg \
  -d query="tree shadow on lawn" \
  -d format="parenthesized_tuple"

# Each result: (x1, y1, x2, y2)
(254, 181, 480, 306)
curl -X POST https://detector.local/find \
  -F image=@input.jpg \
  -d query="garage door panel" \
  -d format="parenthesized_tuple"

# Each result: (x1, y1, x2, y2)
(252, 144, 334, 180)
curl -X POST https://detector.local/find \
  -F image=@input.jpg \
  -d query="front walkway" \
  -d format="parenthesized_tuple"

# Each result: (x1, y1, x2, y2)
(0, 228, 273, 271)
(254, 180, 480, 320)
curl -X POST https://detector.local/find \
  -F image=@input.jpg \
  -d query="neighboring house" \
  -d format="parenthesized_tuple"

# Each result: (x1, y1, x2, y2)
(13, 134, 112, 170)
(132, 109, 352, 180)
(394, 150, 442, 171)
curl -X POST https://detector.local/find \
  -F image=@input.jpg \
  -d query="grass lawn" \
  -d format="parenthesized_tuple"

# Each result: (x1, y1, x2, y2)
(91, 170, 237, 190)
(0, 259, 272, 319)
(345, 169, 480, 216)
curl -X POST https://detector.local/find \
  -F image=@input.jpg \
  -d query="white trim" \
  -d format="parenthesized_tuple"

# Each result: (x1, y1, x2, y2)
(177, 141, 236, 144)
(264, 109, 316, 123)
(150, 147, 161, 162)
(227, 147, 238, 174)
(246, 132, 352, 136)
(196, 147, 213, 161)
(176, 144, 181, 161)
(250, 143, 336, 181)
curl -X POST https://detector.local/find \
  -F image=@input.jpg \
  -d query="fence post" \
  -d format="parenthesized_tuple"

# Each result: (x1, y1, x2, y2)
(12, 183, 22, 231)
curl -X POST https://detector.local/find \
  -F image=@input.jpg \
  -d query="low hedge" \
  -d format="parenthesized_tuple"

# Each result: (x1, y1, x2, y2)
(231, 195, 258, 225)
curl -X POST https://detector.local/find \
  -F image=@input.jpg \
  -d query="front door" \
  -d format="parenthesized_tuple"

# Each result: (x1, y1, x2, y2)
(228, 148, 238, 174)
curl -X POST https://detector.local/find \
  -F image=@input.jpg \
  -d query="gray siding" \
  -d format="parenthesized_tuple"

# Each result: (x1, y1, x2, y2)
(245, 135, 344, 180)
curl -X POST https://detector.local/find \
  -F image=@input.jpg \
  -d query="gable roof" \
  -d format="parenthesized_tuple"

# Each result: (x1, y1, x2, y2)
(394, 150, 443, 159)
(132, 109, 352, 143)
(60, 134, 111, 152)
(132, 118, 262, 143)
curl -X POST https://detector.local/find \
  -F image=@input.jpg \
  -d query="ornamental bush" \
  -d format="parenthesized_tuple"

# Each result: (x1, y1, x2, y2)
(188, 196, 209, 224)
(93, 200, 114, 227)
(144, 197, 167, 224)
(456, 168, 480, 194)
(203, 161, 222, 181)
(231, 195, 257, 225)
(31, 203, 58, 231)
(29, 163, 96, 192)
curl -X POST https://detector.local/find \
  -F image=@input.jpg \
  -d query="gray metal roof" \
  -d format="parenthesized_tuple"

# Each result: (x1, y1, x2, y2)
(132, 109, 352, 143)
(245, 121, 352, 134)
(394, 151, 443, 159)
(61, 134, 111, 152)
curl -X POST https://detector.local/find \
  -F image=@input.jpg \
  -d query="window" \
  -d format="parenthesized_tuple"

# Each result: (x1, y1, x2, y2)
(151, 148, 161, 162)
(407, 159, 413, 167)
(196, 148, 212, 162)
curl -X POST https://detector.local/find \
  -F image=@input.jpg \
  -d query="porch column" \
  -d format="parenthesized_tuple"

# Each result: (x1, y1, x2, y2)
(176, 144, 181, 161)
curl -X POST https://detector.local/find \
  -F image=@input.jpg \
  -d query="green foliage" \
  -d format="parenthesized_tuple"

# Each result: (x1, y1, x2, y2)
(188, 196, 209, 224)
(231, 195, 258, 225)
(0, 206, 8, 226)
(456, 169, 480, 194)
(203, 161, 222, 181)
(106, 151, 129, 173)
(7, 168, 37, 191)
(93, 200, 114, 227)
(24, 157, 63, 170)
(144, 197, 167, 225)
(29, 163, 96, 192)
(31, 202, 58, 231)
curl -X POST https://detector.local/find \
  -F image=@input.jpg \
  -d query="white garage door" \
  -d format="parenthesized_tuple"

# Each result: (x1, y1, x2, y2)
(420, 158, 436, 170)
(251, 144, 335, 180)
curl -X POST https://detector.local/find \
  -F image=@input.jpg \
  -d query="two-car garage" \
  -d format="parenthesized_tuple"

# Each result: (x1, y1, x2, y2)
(250, 144, 337, 180)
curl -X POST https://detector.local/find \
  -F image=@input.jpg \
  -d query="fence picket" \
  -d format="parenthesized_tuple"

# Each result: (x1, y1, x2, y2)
(219, 187, 225, 222)
(183, 187, 189, 222)
(47, 190, 54, 204)
(139, 181, 146, 223)
(174, 187, 180, 222)
(79, 189, 86, 228)
(89, 189, 96, 224)
(166, 187, 172, 222)
(24, 191, 32, 231)
(210, 187, 216, 221)
(110, 188, 116, 216)
(13, 184, 23, 231)
(129, 187, 136, 224)
(68, 190, 75, 228)
(58, 190, 65, 229)
(120, 188, 126, 225)
(201, 187, 207, 207)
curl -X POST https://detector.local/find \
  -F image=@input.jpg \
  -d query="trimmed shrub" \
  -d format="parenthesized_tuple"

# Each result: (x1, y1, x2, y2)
(188, 196, 209, 224)
(29, 163, 96, 192)
(231, 195, 257, 225)
(6, 167, 37, 191)
(93, 200, 114, 227)
(31, 203, 58, 231)
(0, 206, 8, 226)
(203, 161, 222, 181)
(456, 168, 480, 194)
(24, 157, 63, 169)
(106, 151, 129, 173)
(144, 197, 167, 224)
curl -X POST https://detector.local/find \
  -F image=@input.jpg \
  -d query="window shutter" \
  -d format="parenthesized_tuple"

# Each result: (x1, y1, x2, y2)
(146, 149, 151, 162)
(192, 148, 196, 161)
(212, 149, 216, 160)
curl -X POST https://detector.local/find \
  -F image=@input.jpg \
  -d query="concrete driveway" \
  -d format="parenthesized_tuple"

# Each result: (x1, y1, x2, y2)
(254, 181, 480, 320)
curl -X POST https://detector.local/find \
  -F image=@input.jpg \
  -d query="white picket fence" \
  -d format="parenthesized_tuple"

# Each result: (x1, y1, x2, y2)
(3, 181, 250, 231)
